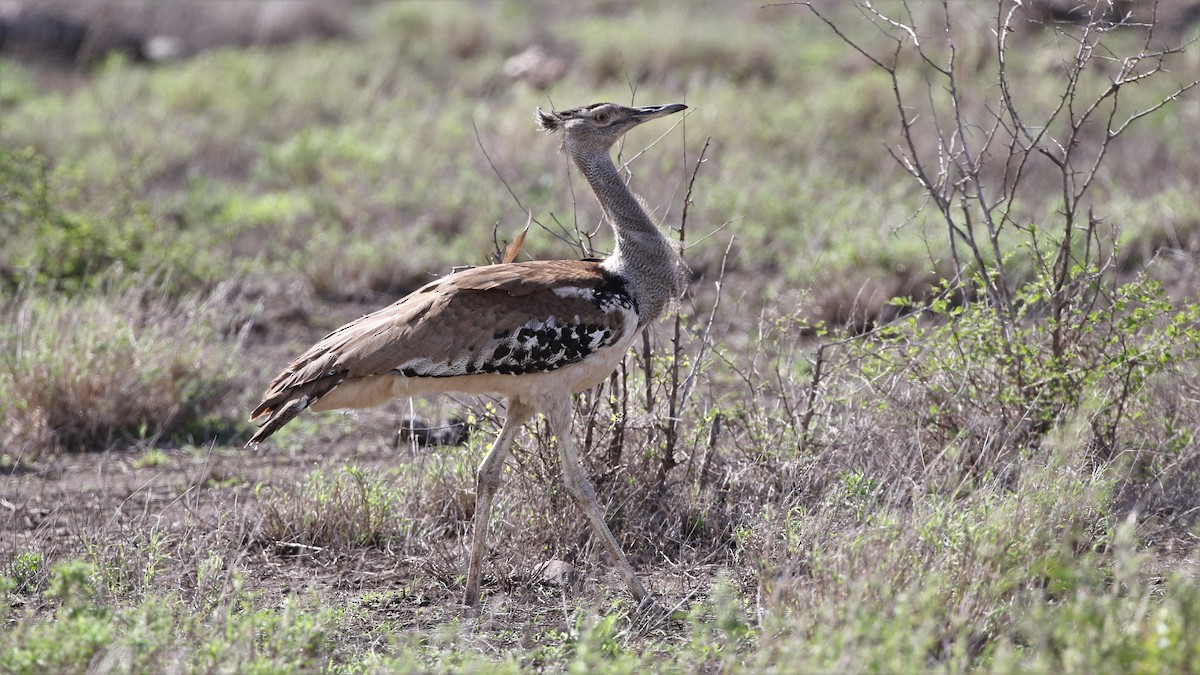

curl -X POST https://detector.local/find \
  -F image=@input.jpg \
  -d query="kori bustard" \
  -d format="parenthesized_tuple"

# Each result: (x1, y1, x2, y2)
(247, 102, 688, 608)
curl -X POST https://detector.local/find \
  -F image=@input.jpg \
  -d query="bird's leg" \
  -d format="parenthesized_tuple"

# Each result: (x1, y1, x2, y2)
(540, 393, 651, 603)
(464, 399, 534, 608)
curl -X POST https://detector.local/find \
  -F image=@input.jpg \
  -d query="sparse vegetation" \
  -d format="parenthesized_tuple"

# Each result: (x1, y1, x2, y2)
(257, 463, 411, 550)
(0, 286, 238, 462)
(3, 0, 1200, 671)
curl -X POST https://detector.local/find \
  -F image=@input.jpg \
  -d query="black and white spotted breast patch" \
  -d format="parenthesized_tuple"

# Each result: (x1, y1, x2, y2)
(388, 278, 638, 379)
(592, 277, 639, 315)
(391, 314, 623, 378)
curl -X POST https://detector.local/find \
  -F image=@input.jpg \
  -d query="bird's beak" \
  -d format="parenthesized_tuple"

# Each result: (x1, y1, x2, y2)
(633, 103, 687, 121)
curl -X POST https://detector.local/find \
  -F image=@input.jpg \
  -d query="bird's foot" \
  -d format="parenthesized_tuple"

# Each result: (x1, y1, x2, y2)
(629, 592, 692, 632)
(629, 593, 670, 627)
(634, 593, 661, 615)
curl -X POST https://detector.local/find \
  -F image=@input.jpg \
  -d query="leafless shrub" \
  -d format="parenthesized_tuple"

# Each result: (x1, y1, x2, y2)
(786, 0, 1200, 474)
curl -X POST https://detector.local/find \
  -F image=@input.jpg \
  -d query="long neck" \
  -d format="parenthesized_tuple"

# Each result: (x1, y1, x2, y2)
(570, 148, 681, 324)
(574, 151, 661, 242)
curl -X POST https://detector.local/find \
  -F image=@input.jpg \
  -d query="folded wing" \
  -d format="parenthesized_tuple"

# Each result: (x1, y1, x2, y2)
(247, 259, 637, 445)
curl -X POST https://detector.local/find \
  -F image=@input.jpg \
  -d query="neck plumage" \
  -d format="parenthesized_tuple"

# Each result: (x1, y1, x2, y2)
(570, 147, 681, 325)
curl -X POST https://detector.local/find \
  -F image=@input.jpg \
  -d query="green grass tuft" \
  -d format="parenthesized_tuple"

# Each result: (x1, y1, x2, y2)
(256, 464, 411, 549)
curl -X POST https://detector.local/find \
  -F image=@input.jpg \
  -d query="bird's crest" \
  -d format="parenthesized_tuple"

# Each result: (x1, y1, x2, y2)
(535, 107, 560, 132)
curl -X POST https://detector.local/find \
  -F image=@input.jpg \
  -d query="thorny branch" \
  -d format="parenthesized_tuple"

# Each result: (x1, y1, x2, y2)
(780, 0, 1198, 454)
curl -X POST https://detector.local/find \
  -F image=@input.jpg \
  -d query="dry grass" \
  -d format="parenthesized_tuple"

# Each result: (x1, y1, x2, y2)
(257, 464, 406, 551)
(0, 285, 237, 461)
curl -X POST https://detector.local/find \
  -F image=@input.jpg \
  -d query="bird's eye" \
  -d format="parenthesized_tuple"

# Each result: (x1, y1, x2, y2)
(595, 112, 610, 124)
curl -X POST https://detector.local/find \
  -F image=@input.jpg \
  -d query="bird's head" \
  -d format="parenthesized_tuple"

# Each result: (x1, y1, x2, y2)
(536, 102, 687, 154)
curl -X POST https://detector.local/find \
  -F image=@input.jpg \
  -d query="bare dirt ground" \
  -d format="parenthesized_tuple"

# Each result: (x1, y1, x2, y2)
(1, 448, 727, 649)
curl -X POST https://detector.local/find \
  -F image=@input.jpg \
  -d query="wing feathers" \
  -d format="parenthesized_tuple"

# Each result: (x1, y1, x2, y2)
(247, 260, 633, 445)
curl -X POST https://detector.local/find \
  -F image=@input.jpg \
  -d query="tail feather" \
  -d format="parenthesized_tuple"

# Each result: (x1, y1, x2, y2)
(246, 397, 310, 447)
(246, 373, 344, 447)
